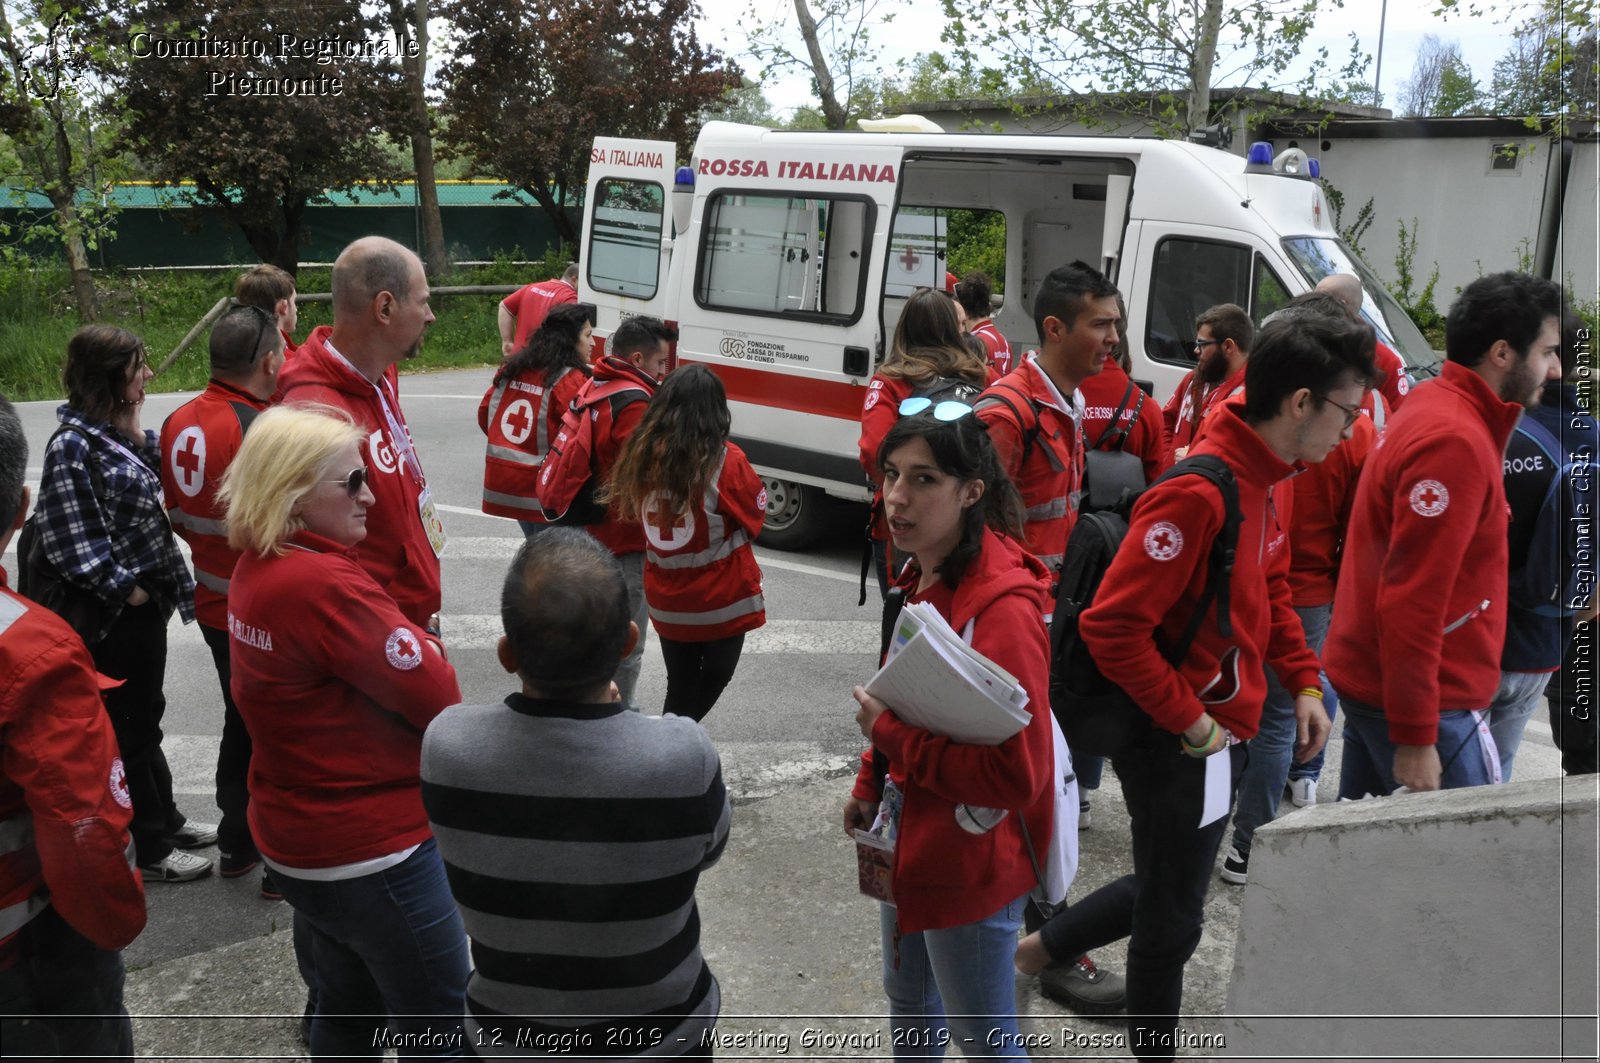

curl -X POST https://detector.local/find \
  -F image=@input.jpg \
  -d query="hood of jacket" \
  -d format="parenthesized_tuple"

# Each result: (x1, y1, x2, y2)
(590, 354, 660, 392)
(948, 527, 1052, 631)
(279, 326, 397, 399)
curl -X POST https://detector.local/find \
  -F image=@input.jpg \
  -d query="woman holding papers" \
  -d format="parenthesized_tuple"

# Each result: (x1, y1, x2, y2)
(845, 405, 1056, 1061)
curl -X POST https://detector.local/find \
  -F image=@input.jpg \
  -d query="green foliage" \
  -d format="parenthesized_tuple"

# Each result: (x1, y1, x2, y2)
(0, 261, 538, 400)
(741, 0, 898, 129)
(1322, 181, 1374, 258)
(1392, 218, 1446, 344)
(944, 209, 1006, 290)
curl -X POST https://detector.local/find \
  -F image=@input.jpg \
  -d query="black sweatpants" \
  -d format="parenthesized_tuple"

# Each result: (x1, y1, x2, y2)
(658, 634, 745, 722)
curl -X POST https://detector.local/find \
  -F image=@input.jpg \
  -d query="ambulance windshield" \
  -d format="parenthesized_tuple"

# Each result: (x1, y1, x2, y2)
(1283, 237, 1441, 379)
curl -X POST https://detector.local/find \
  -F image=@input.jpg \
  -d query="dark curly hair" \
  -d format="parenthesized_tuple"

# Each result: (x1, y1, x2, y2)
(601, 364, 731, 523)
(495, 303, 598, 386)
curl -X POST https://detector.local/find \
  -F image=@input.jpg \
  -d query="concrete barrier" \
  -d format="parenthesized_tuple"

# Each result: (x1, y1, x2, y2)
(1224, 777, 1599, 1062)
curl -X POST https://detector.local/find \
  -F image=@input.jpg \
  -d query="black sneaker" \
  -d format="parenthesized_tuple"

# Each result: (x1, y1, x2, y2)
(1220, 845, 1249, 885)
(219, 851, 260, 878)
(260, 869, 284, 902)
(1038, 953, 1126, 1014)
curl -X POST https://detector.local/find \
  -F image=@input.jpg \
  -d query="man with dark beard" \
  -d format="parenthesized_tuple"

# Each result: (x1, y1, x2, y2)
(1163, 303, 1252, 458)
(1325, 272, 1564, 795)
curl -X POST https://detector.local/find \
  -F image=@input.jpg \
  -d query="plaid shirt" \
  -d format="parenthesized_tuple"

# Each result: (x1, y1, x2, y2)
(34, 406, 195, 640)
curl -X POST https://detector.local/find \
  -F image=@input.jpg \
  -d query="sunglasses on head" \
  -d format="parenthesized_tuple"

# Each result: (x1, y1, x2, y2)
(323, 467, 368, 498)
(899, 396, 975, 421)
(228, 302, 277, 364)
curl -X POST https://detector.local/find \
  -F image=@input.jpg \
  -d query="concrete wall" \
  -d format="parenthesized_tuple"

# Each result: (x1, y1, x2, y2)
(1224, 777, 1599, 1062)
(1556, 141, 1598, 304)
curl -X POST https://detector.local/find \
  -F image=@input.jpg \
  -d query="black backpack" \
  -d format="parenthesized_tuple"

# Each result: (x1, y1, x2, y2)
(1047, 454, 1242, 757)
(1082, 378, 1149, 515)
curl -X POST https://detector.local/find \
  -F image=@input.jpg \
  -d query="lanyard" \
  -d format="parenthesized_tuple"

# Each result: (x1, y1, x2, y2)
(325, 340, 426, 487)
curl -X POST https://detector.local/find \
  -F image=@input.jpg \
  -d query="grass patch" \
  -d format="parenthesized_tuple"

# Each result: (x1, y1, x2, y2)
(0, 249, 567, 402)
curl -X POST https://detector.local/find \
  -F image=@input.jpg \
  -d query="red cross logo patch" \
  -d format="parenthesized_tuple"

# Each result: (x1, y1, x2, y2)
(1144, 521, 1184, 561)
(171, 426, 207, 498)
(501, 398, 536, 445)
(109, 757, 132, 809)
(643, 492, 696, 551)
(1409, 479, 1449, 517)
(385, 627, 423, 670)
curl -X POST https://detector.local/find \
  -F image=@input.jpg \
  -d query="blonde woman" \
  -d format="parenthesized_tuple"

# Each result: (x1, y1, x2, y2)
(219, 405, 468, 1060)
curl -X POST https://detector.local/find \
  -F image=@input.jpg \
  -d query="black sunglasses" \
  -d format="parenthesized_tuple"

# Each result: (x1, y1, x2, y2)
(322, 467, 368, 498)
(227, 302, 278, 364)
(1316, 394, 1362, 428)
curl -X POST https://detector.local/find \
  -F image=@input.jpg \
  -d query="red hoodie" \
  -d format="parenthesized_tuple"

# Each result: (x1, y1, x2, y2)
(229, 530, 461, 869)
(1323, 361, 1524, 744)
(851, 530, 1055, 934)
(580, 355, 659, 555)
(1080, 404, 1320, 740)
(279, 326, 442, 626)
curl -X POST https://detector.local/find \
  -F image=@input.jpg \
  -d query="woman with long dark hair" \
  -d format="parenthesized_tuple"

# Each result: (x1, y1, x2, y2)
(846, 405, 1055, 1059)
(33, 325, 211, 883)
(603, 365, 765, 721)
(858, 289, 995, 595)
(478, 302, 597, 535)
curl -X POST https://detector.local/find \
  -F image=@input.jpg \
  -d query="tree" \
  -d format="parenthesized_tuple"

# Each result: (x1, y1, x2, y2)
(1398, 35, 1483, 116)
(437, 0, 736, 248)
(702, 77, 779, 127)
(940, 0, 1353, 137)
(93, 1, 407, 276)
(740, 0, 900, 129)
(0, 2, 116, 318)
(383, 0, 446, 277)
(1490, 2, 1598, 117)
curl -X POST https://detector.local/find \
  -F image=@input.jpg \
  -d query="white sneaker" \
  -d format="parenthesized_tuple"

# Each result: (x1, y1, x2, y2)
(1288, 777, 1318, 807)
(141, 849, 214, 882)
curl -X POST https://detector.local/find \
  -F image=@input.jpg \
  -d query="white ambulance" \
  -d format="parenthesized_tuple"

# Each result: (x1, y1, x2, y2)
(577, 120, 1435, 547)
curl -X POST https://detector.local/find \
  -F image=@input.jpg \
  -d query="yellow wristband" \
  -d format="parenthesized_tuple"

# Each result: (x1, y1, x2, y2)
(1297, 686, 1324, 700)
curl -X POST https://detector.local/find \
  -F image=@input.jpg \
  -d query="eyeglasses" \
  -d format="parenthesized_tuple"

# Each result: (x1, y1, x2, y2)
(322, 467, 369, 498)
(1193, 338, 1222, 350)
(1316, 394, 1362, 428)
(899, 397, 975, 421)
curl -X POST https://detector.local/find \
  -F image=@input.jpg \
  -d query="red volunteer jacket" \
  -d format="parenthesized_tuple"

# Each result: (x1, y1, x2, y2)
(575, 355, 658, 556)
(1324, 362, 1524, 744)
(1078, 361, 1172, 485)
(976, 355, 1083, 573)
(279, 326, 441, 627)
(0, 580, 145, 959)
(478, 365, 588, 520)
(643, 443, 767, 642)
(160, 380, 270, 629)
(971, 320, 1013, 376)
(228, 531, 461, 869)
(1287, 413, 1375, 606)
(1375, 339, 1410, 412)
(502, 279, 577, 352)
(851, 530, 1055, 934)
(1080, 404, 1320, 740)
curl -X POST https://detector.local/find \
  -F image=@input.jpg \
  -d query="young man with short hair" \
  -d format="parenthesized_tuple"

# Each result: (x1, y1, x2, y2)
(1016, 313, 1373, 1061)
(499, 262, 580, 356)
(1326, 271, 1564, 796)
(1163, 303, 1252, 457)
(234, 264, 301, 361)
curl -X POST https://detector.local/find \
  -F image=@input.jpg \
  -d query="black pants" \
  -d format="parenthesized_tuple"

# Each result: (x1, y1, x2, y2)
(0, 907, 133, 1061)
(92, 598, 182, 866)
(1038, 738, 1247, 1062)
(1547, 628, 1598, 776)
(658, 634, 745, 722)
(201, 622, 256, 860)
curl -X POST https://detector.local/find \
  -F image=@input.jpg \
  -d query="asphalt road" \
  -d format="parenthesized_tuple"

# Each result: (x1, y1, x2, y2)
(4, 365, 1569, 974)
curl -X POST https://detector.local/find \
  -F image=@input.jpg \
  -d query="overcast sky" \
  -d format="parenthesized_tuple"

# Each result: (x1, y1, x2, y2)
(699, 0, 1512, 118)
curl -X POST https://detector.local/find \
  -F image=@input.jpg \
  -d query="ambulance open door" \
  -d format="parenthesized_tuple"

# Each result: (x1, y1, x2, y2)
(579, 138, 679, 344)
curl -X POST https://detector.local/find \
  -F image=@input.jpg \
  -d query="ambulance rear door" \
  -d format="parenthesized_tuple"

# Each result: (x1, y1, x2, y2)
(676, 133, 904, 546)
(579, 137, 678, 350)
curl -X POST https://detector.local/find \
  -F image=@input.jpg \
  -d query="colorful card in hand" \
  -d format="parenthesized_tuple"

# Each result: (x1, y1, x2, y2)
(853, 829, 895, 906)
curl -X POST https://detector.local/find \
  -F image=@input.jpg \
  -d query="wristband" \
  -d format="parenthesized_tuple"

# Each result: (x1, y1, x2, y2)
(1297, 686, 1324, 700)
(1181, 721, 1219, 754)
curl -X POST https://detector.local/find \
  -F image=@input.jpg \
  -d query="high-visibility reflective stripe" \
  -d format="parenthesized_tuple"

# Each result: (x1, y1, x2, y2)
(169, 509, 228, 537)
(1036, 553, 1064, 570)
(0, 814, 33, 858)
(1025, 497, 1068, 521)
(648, 529, 749, 570)
(482, 490, 547, 513)
(0, 892, 49, 938)
(194, 568, 231, 595)
(649, 593, 765, 627)
(486, 444, 543, 466)
(0, 593, 25, 636)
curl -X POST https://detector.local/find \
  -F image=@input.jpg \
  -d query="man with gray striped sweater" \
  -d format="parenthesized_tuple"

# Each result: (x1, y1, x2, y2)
(422, 529, 730, 1060)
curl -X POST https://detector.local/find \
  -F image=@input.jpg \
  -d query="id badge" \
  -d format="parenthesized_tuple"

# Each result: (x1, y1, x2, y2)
(418, 486, 447, 556)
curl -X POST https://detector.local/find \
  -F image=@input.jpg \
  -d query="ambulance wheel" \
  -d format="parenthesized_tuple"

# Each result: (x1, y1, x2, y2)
(758, 477, 826, 550)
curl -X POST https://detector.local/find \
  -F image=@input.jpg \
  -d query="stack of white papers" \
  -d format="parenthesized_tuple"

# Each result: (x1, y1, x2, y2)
(865, 601, 1032, 745)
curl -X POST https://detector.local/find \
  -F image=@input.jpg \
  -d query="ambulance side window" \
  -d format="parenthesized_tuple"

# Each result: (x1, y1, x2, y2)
(1145, 237, 1251, 368)
(695, 192, 872, 324)
(588, 179, 664, 300)
(1252, 258, 1291, 322)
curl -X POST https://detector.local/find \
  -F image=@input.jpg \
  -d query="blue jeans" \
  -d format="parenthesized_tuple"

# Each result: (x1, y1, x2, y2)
(1336, 698, 1498, 799)
(616, 551, 647, 712)
(0, 907, 132, 1061)
(1285, 604, 1338, 781)
(880, 894, 1029, 1061)
(273, 839, 470, 1060)
(1231, 603, 1332, 856)
(1488, 670, 1551, 781)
